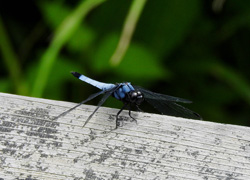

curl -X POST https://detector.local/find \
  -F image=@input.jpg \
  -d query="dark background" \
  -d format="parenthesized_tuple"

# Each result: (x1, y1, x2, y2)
(0, 0, 249, 126)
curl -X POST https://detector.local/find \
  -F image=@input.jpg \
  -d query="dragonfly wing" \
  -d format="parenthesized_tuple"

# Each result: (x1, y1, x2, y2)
(133, 85, 192, 103)
(133, 85, 201, 120)
(145, 97, 202, 120)
(53, 90, 105, 120)
(83, 85, 121, 127)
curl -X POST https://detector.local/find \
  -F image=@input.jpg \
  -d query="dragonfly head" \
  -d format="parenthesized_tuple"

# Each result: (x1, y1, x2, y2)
(128, 90, 144, 105)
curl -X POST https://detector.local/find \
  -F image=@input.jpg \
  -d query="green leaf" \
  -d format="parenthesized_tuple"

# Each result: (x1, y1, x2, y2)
(31, 0, 106, 97)
(116, 43, 168, 80)
(67, 24, 96, 52)
(0, 79, 11, 93)
(40, 1, 96, 53)
(39, 1, 70, 29)
(136, 0, 201, 58)
(26, 55, 81, 100)
(93, 34, 169, 80)
(210, 62, 250, 105)
(92, 34, 119, 72)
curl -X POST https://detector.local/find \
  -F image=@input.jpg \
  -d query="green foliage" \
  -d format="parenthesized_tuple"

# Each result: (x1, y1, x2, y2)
(92, 34, 168, 80)
(0, 0, 250, 126)
(31, 0, 106, 97)
(136, 0, 201, 58)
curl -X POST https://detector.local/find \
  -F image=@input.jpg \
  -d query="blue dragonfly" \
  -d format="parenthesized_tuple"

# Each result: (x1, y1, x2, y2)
(56, 72, 201, 128)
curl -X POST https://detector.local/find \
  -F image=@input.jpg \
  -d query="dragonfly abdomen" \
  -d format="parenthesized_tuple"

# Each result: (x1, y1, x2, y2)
(71, 72, 115, 91)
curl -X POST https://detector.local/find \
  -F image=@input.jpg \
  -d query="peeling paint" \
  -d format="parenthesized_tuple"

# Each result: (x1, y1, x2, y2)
(111, 171, 120, 180)
(84, 168, 97, 180)
(90, 150, 114, 164)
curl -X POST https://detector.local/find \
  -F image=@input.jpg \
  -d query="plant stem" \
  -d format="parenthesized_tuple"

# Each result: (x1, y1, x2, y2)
(0, 15, 28, 95)
(110, 0, 146, 66)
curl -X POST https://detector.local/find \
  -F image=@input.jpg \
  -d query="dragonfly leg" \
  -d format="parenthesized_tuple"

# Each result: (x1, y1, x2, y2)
(129, 105, 137, 124)
(115, 103, 128, 129)
(135, 105, 144, 112)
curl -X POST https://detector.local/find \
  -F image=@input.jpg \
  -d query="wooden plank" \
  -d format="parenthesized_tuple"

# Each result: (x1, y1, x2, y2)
(0, 92, 250, 180)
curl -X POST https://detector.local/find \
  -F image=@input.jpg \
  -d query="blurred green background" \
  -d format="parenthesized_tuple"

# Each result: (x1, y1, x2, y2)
(0, 0, 250, 126)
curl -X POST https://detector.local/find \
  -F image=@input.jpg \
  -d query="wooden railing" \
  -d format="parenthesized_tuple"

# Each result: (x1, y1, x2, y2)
(0, 92, 250, 179)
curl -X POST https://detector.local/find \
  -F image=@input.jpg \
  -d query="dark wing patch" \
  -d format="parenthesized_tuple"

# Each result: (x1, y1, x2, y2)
(145, 98, 201, 120)
(133, 85, 192, 103)
(134, 85, 202, 120)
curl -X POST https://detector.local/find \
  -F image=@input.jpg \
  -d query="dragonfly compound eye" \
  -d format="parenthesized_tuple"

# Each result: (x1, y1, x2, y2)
(136, 91, 144, 105)
(130, 91, 138, 100)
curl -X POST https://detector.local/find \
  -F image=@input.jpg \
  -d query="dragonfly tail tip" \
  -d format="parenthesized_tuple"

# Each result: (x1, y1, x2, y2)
(71, 71, 81, 78)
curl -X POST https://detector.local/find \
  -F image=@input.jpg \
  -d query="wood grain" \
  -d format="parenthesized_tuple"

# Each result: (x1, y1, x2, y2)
(0, 92, 250, 180)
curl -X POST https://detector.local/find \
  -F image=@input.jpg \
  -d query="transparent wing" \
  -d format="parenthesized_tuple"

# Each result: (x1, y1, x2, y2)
(133, 85, 192, 103)
(145, 98, 201, 120)
(82, 85, 121, 127)
(53, 90, 105, 120)
(134, 86, 201, 120)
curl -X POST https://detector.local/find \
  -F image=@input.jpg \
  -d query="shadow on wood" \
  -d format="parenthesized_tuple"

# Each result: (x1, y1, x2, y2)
(0, 93, 250, 179)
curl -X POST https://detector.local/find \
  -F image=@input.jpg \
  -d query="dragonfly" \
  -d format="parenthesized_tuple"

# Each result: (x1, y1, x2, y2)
(56, 72, 201, 129)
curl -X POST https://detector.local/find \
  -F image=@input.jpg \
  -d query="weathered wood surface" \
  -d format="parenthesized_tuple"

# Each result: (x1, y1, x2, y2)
(0, 92, 250, 180)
